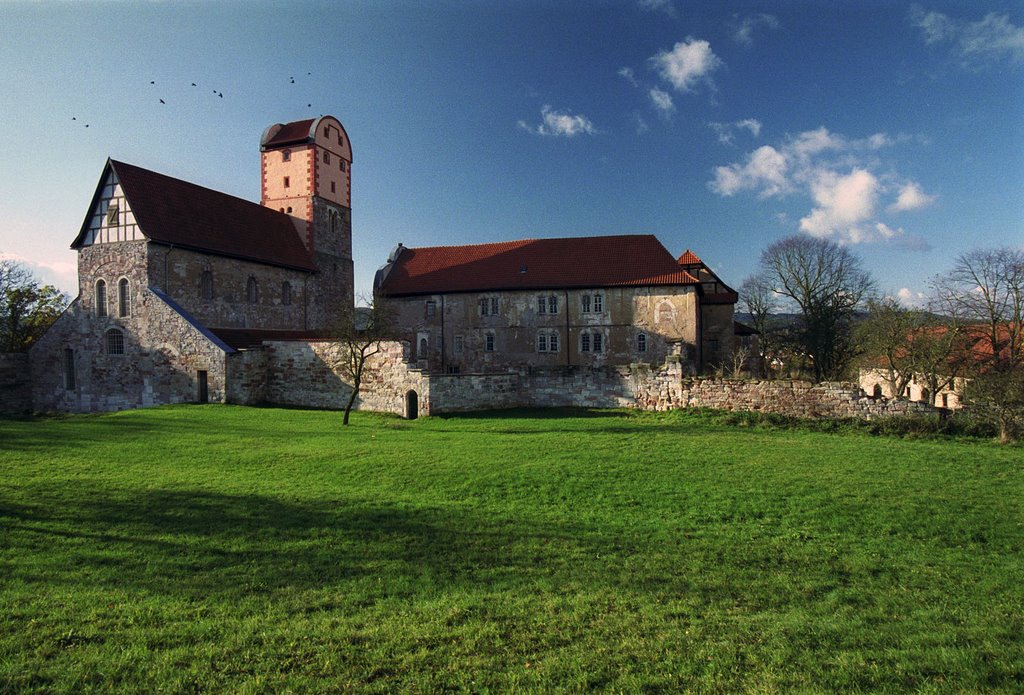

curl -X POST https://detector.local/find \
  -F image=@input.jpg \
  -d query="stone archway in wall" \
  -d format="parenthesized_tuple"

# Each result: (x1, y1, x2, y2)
(405, 390, 419, 420)
(872, 383, 882, 398)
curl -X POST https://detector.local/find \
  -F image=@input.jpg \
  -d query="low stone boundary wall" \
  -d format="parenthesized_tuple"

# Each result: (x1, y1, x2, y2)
(225, 338, 938, 422)
(0, 353, 31, 415)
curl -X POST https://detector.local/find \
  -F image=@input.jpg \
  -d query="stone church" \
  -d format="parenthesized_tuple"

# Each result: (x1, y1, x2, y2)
(30, 115, 740, 414)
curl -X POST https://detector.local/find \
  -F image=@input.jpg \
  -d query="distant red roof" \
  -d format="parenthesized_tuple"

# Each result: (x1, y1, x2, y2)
(261, 119, 316, 148)
(377, 235, 699, 296)
(678, 249, 702, 265)
(72, 160, 316, 272)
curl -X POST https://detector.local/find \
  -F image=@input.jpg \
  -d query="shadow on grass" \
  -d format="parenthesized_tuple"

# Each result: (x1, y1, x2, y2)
(2, 484, 660, 602)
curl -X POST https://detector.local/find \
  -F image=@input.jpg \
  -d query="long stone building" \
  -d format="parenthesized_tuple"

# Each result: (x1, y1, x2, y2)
(29, 115, 741, 414)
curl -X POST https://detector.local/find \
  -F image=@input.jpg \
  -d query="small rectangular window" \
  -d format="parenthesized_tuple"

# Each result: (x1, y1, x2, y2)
(485, 334, 495, 352)
(340, 160, 346, 172)
(581, 294, 591, 313)
(581, 333, 590, 352)
(454, 335, 464, 354)
(550, 333, 559, 351)
(479, 298, 489, 316)
(548, 296, 558, 314)
(593, 333, 603, 353)
(425, 300, 436, 318)
(105, 202, 119, 226)
(331, 181, 336, 193)
(538, 334, 548, 352)
(324, 151, 331, 164)
(283, 176, 290, 188)
(282, 150, 291, 162)
(490, 297, 499, 315)
(593, 294, 603, 312)
(538, 296, 547, 314)
(63, 348, 76, 390)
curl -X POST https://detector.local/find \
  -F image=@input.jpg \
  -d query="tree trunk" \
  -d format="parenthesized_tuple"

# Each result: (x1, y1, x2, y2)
(342, 374, 361, 426)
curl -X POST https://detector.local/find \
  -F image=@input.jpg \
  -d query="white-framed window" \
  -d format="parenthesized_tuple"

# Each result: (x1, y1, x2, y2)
(247, 276, 259, 304)
(425, 300, 437, 318)
(581, 333, 590, 352)
(454, 335, 464, 354)
(537, 331, 559, 352)
(538, 334, 548, 352)
(118, 278, 130, 318)
(479, 298, 489, 316)
(281, 281, 292, 306)
(637, 332, 647, 353)
(548, 295, 558, 314)
(105, 328, 124, 355)
(581, 294, 591, 313)
(550, 332, 559, 352)
(581, 331, 602, 353)
(490, 297, 499, 315)
(593, 293, 603, 312)
(538, 296, 547, 314)
(485, 333, 495, 352)
(95, 279, 107, 317)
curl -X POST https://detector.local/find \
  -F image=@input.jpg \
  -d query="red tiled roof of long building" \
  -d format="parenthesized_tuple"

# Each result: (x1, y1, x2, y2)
(73, 160, 316, 272)
(378, 234, 699, 296)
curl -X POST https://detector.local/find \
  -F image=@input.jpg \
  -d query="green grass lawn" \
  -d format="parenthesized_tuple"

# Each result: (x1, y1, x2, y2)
(1, 405, 1021, 692)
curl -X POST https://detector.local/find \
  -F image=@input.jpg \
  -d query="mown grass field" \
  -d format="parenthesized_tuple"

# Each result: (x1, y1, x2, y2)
(1, 405, 1021, 692)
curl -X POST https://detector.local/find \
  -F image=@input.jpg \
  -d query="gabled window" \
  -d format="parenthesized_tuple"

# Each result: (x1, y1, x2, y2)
(95, 279, 107, 317)
(105, 328, 124, 355)
(247, 276, 259, 304)
(105, 202, 119, 227)
(581, 294, 591, 313)
(281, 281, 292, 306)
(118, 278, 130, 318)
(200, 270, 214, 300)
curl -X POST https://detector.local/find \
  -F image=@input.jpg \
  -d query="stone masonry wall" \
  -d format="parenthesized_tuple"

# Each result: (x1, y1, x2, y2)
(0, 353, 31, 415)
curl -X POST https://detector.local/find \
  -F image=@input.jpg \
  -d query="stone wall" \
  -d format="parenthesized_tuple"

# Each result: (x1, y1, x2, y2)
(0, 353, 31, 415)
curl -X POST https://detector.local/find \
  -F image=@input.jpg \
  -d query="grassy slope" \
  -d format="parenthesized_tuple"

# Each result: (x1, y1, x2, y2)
(1, 406, 1021, 692)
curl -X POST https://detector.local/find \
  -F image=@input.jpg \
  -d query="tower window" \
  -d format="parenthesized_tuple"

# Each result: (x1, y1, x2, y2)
(118, 278, 130, 318)
(200, 270, 213, 299)
(331, 181, 336, 193)
(340, 160, 346, 172)
(324, 151, 331, 164)
(95, 279, 107, 317)
(287, 207, 293, 214)
(282, 150, 291, 162)
(105, 328, 124, 355)
(283, 176, 290, 188)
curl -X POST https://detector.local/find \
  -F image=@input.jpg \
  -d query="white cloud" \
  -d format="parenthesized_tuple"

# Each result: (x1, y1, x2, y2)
(736, 119, 762, 137)
(709, 118, 762, 145)
(650, 38, 721, 92)
(733, 13, 780, 46)
(518, 106, 598, 137)
(638, 0, 676, 18)
(618, 67, 638, 87)
(889, 182, 937, 212)
(0, 252, 78, 294)
(911, 5, 1024, 66)
(632, 112, 650, 135)
(710, 126, 933, 249)
(897, 287, 929, 307)
(648, 87, 675, 115)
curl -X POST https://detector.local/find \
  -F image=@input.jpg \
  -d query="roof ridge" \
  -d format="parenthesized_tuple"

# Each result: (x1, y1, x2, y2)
(110, 159, 270, 210)
(405, 233, 658, 252)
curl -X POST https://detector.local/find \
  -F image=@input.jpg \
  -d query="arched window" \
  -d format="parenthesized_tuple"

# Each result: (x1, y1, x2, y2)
(63, 348, 76, 390)
(281, 281, 292, 306)
(105, 328, 124, 355)
(637, 332, 647, 353)
(247, 277, 259, 304)
(872, 383, 882, 399)
(200, 270, 214, 300)
(118, 278, 130, 318)
(95, 279, 107, 317)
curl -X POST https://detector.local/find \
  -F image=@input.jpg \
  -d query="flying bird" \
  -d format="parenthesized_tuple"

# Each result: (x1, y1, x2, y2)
(191, 82, 197, 86)
(218, 92, 223, 98)
(150, 80, 155, 84)
(159, 99, 165, 104)
(71, 116, 76, 121)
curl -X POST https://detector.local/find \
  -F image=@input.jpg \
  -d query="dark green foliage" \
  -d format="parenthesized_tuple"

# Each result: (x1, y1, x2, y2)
(1, 406, 1021, 691)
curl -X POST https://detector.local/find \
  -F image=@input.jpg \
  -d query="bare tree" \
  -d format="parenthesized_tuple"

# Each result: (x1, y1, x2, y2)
(758, 235, 875, 382)
(934, 247, 1024, 442)
(326, 297, 396, 426)
(739, 274, 781, 376)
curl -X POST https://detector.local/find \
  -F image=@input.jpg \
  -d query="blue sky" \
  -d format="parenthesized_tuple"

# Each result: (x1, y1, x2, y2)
(1, 1, 1021, 305)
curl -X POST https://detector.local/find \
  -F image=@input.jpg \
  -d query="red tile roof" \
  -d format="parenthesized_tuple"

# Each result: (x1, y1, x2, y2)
(261, 118, 316, 148)
(73, 160, 316, 272)
(678, 249, 702, 265)
(377, 235, 699, 296)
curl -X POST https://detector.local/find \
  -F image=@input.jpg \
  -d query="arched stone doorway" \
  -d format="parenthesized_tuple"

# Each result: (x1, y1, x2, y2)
(872, 383, 882, 399)
(405, 390, 419, 420)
